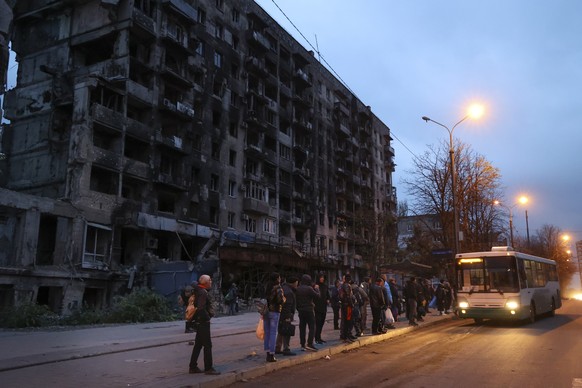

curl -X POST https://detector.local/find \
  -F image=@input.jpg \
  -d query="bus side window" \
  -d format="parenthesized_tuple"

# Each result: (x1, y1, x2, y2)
(517, 259, 527, 289)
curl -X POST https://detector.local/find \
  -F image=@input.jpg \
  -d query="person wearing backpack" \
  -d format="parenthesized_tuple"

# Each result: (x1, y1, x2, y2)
(188, 274, 220, 375)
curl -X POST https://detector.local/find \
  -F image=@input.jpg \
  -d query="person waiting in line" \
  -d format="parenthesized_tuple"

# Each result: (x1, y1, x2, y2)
(339, 274, 357, 342)
(275, 276, 298, 356)
(351, 278, 368, 336)
(314, 273, 330, 345)
(360, 277, 371, 332)
(388, 278, 400, 322)
(330, 279, 341, 330)
(295, 274, 320, 351)
(264, 272, 285, 362)
(369, 277, 387, 335)
(403, 277, 419, 326)
(188, 275, 220, 375)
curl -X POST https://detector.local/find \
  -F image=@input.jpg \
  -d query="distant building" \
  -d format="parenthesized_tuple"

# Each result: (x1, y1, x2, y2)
(397, 214, 444, 250)
(0, 0, 397, 314)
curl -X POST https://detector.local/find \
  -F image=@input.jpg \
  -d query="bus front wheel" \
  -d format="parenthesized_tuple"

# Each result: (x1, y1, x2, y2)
(549, 298, 556, 317)
(528, 302, 536, 324)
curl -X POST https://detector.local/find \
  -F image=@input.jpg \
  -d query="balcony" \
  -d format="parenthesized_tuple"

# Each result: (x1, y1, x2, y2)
(131, 7, 156, 37)
(127, 80, 153, 105)
(242, 197, 270, 215)
(245, 56, 267, 75)
(248, 30, 271, 51)
(293, 68, 312, 87)
(126, 117, 151, 140)
(155, 131, 190, 154)
(92, 104, 123, 131)
(161, 0, 197, 23)
(334, 101, 350, 117)
(93, 147, 121, 170)
(123, 158, 149, 178)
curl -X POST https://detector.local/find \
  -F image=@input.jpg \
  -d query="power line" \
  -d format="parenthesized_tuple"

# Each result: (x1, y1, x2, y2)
(266, 0, 418, 161)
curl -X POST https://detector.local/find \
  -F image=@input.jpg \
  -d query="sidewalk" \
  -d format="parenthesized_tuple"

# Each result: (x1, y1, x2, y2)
(0, 308, 452, 387)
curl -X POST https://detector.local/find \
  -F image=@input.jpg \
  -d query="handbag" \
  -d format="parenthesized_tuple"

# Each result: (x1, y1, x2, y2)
(279, 321, 296, 336)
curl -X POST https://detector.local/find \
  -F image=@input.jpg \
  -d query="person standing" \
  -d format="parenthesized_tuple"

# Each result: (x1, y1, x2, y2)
(360, 277, 371, 332)
(404, 277, 419, 326)
(276, 276, 298, 356)
(188, 274, 220, 375)
(369, 277, 386, 334)
(330, 279, 341, 330)
(264, 272, 285, 362)
(225, 283, 238, 316)
(314, 273, 329, 344)
(388, 278, 400, 322)
(295, 274, 320, 351)
(339, 274, 356, 342)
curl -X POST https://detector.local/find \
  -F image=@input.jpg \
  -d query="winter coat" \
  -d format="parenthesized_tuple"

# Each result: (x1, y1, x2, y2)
(369, 283, 385, 309)
(295, 274, 320, 313)
(280, 282, 297, 320)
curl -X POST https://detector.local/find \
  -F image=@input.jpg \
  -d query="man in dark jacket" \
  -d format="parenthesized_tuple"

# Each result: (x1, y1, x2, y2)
(314, 273, 329, 344)
(295, 274, 320, 351)
(276, 276, 298, 356)
(339, 274, 356, 342)
(188, 274, 220, 375)
(369, 277, 386, 334)
(404, 277, 419, 326)
(330, 279, 341, 330)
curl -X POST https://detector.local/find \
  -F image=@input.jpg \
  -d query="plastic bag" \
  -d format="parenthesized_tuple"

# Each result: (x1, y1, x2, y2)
(256, 316, 264, 340)
(385, 307, 395, 324)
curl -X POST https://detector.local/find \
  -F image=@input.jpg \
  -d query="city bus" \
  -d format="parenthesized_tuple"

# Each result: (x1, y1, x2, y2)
(455, 246, 562, 323)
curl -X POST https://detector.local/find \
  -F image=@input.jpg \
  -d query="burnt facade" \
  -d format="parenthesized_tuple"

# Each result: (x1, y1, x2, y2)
(0, 0, 397, 314)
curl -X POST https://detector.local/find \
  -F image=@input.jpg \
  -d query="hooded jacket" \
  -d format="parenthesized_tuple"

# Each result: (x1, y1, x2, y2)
(295, 274, 320, 313)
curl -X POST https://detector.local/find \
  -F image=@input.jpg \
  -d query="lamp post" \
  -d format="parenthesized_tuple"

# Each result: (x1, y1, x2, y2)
(519, 196, 530, 247)
(422, 104, 483, 256)
(494, 195, 529, 249)
(493, 200, 515, 247)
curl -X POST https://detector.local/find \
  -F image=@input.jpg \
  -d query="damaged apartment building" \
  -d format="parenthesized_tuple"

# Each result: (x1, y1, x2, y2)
(0, 0, 397, 314)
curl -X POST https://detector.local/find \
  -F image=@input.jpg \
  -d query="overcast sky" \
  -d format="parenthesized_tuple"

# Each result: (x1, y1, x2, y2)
(255, 0, 582, 250)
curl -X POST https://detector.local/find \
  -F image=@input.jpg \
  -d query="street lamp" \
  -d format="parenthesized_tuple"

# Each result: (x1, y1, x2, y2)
(519, 196, 530, 247)
(422, 104, 484, 255)
(494, 195, 529, 248)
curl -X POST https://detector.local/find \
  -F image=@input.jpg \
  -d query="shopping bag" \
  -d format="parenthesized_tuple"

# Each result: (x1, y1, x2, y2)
(385, 307, 395, 324)
(256, 316, 264, 340)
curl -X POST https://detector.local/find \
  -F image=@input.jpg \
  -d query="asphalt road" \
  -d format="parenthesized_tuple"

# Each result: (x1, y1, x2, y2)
(232, 300, 582, 388)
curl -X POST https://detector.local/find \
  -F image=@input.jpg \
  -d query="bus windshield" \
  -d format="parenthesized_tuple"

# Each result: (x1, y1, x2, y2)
(456, 255, 520, 293)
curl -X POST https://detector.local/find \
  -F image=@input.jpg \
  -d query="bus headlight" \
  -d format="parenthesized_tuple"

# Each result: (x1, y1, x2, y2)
(505, 299, 519, 309)
(458, 297, 469, 309)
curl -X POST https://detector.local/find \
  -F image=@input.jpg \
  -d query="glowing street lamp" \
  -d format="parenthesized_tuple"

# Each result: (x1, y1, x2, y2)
(494, 195, 528, 248)
(422, 103, 484, 255)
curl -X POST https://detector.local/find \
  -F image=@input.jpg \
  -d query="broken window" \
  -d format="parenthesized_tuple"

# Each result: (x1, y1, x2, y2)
(83, 223, 112, 270)
(90, 166, 118, 195)
(157, 192, 175, 213)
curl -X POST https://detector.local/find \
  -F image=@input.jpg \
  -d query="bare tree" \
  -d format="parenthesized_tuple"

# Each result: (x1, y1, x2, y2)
(402, 139, 504, 253)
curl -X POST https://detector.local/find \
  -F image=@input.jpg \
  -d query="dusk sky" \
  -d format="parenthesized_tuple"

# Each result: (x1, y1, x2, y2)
(2, 1, 582, 251)
(255, 0, 582, 250)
